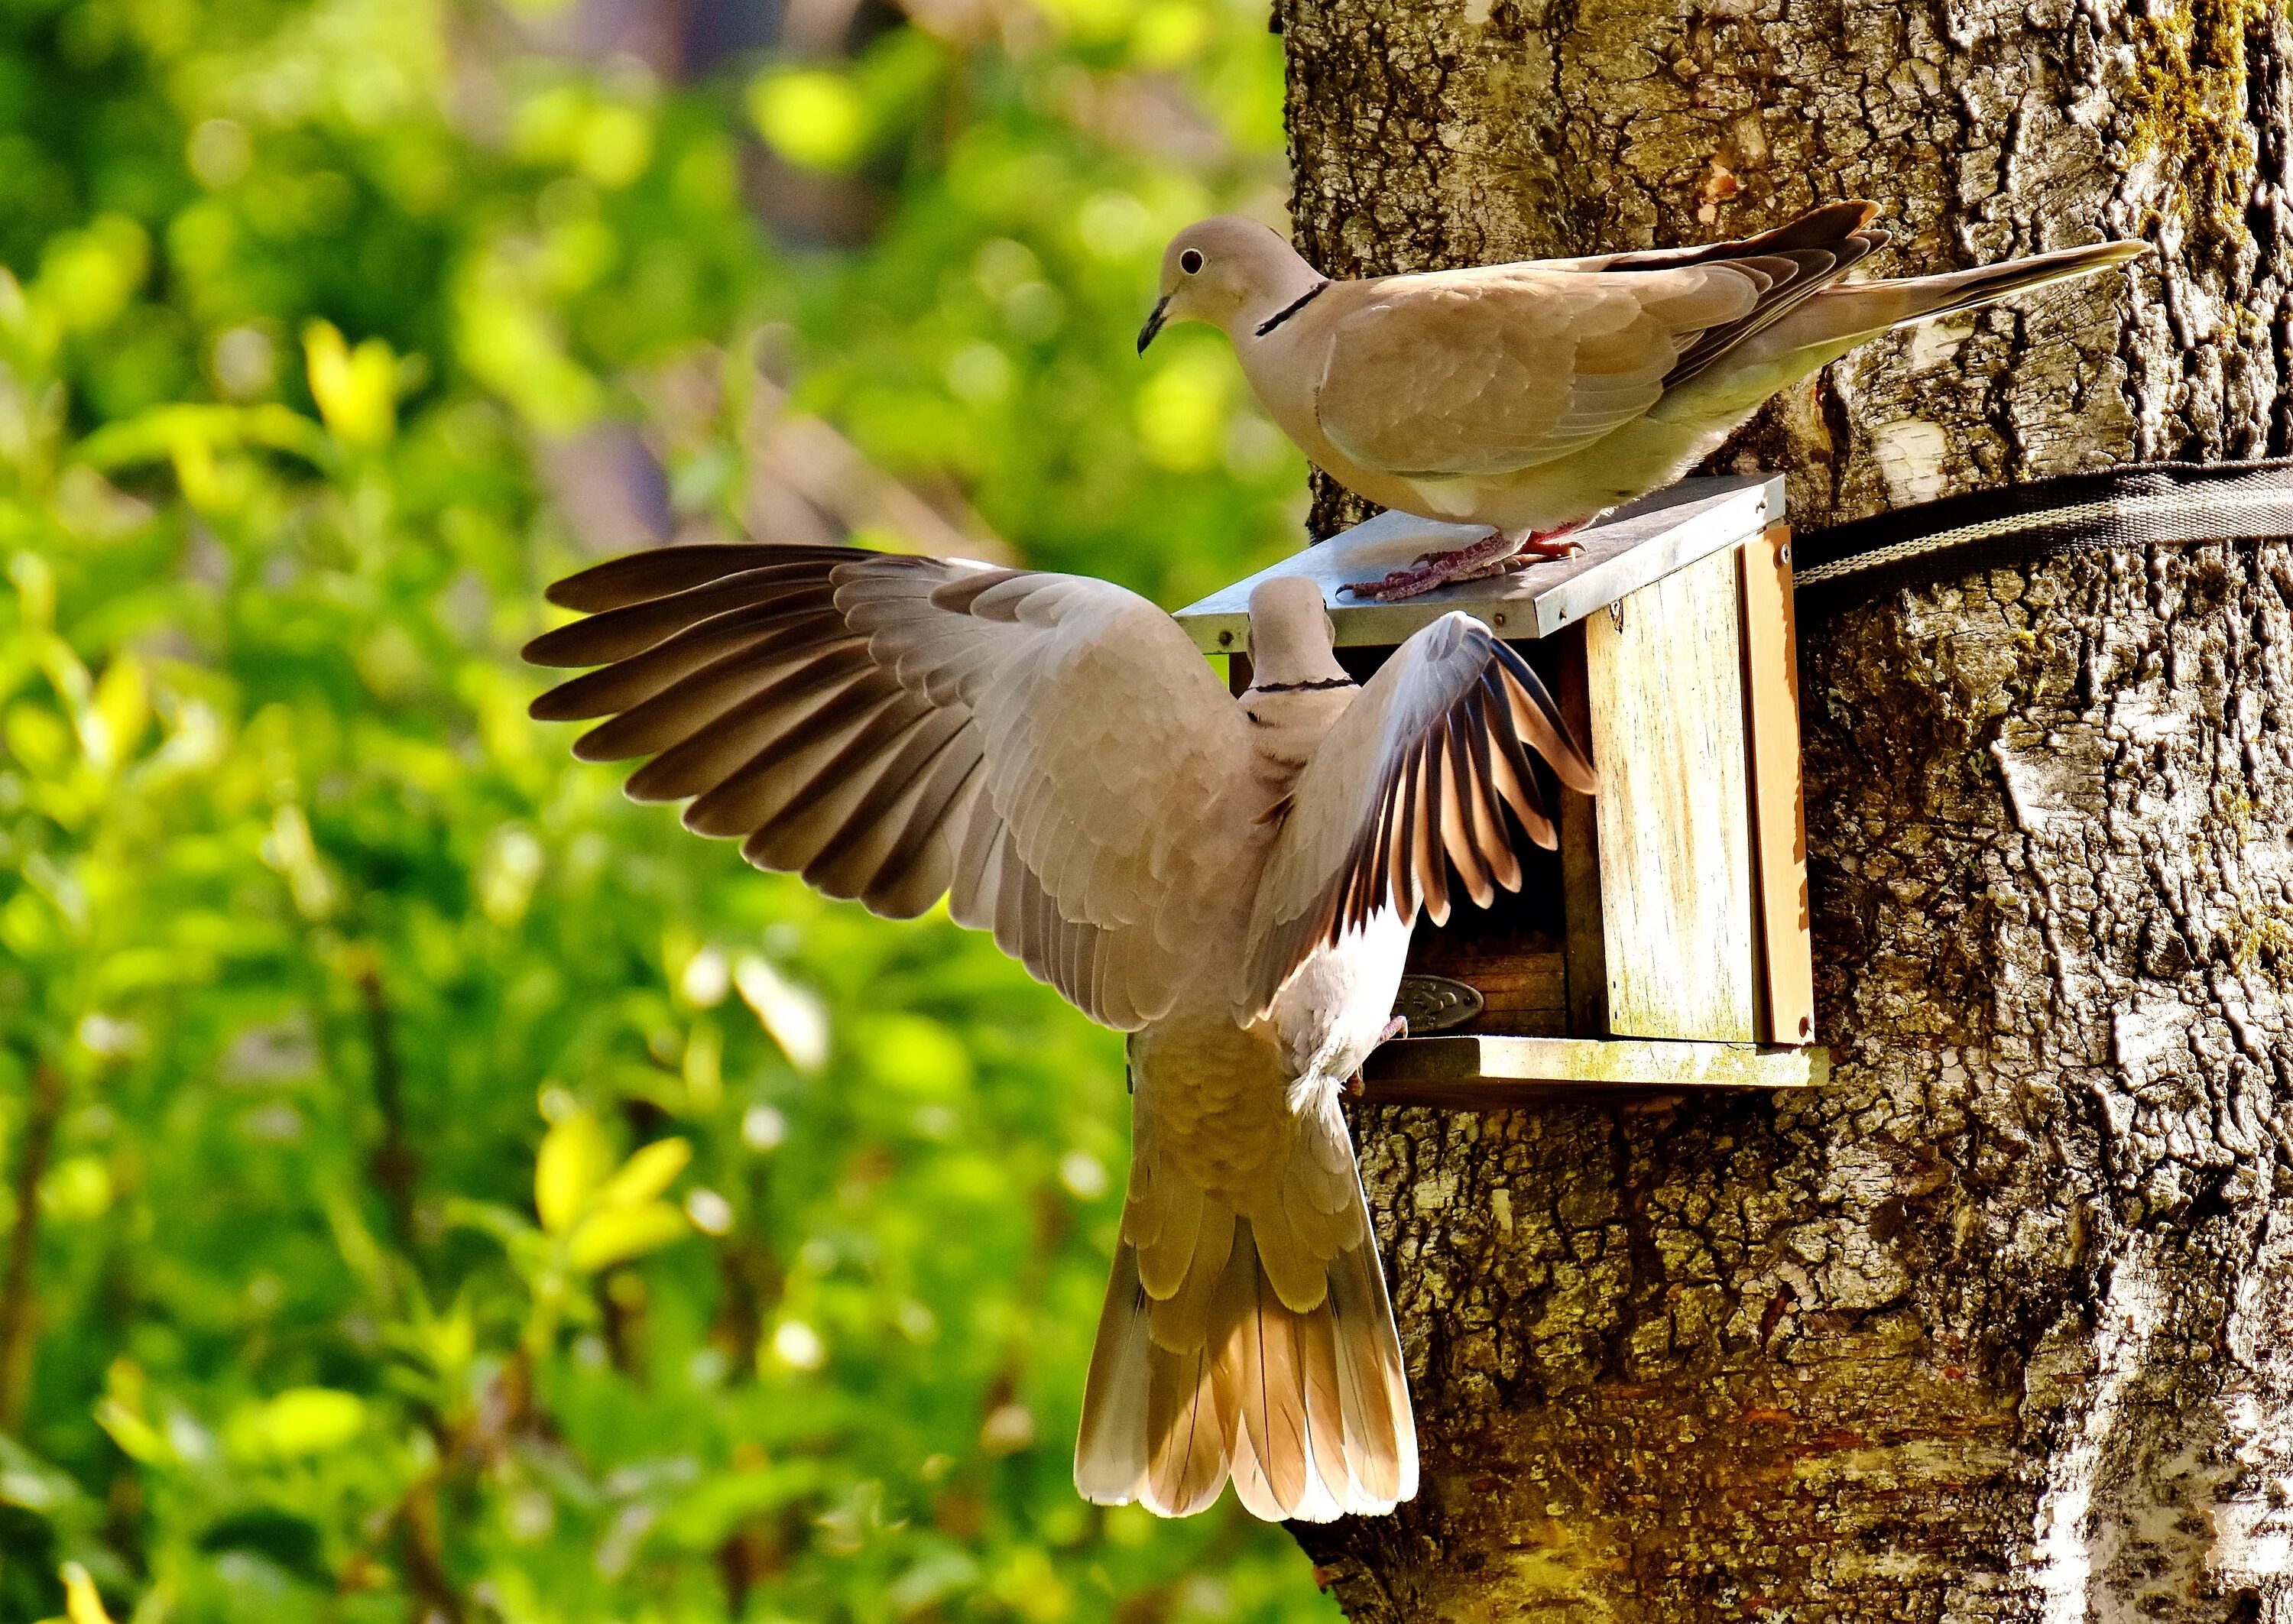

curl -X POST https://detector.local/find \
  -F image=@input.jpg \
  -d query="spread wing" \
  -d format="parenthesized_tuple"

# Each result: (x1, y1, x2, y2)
(1238, 614, 1595, 1018)
(1315, 203, 1886, 478)
(525, 544, 1254, 1031)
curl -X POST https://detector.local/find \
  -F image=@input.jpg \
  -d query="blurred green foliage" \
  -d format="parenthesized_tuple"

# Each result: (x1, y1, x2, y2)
(0, 0, 1328, 1618)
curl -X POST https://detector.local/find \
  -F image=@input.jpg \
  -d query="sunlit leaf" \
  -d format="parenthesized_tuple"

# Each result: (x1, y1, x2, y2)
(225, 1388, 367, 1461)
(566, 1199, 688, 1271)
(303, 320, 398, 446)
(535, 1110, 614, 1233)
(60, 1562, 115, 1624)
(596, 1136, 690, 1211)
(747, 70, 868, 173)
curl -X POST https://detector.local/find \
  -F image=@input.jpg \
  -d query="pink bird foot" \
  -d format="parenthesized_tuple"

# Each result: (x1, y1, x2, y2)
(1345, 1015, 1410, 1097)
(1341, 524, 1586, 602)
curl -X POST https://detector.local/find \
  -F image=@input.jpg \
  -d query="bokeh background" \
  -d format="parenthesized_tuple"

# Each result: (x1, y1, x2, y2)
(0, 0, 1331, 1617)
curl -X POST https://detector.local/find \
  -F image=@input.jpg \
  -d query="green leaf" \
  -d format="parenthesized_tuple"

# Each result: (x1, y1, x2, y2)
(60, 1561, 115, 1624)
(535, 1110, 613, 1234)
(303, 321, 397, 446)
(595, 1137, 690, 1211)
(747, 70, 868, 173)
(566, 1200, 688, 1271)
(91, 1400, 168, 1466)
(225, 1388, 366, 1461)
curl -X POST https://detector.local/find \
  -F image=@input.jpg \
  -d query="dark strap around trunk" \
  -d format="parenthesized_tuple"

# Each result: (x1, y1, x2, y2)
(1790, 458, 2293, 605)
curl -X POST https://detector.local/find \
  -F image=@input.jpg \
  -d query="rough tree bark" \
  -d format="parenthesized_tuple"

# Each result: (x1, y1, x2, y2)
(1276, 0, 2293, 1617)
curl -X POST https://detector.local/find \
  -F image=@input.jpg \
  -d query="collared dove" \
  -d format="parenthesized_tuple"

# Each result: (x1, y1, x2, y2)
(524, 544, 1595, 1520)
(1139, 203, 2147, 598)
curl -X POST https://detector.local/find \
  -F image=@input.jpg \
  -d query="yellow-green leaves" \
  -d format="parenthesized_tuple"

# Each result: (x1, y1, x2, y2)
(303, 321, 399, 446)
(57, 1562, 113, 1624)
(535, 1111, 692, 1272)
(745, 31, 943, 177)
(598, 1136, 691, 1211)
(748, 71, 869, 173)
(79, 653, 146, 776)
(225, 1387, 367, 1461)
(93, 1362, 167, 1466)
(35, 216, 148, 333)
(534, 1110, 614, 1233)
(568, 1201, 689, 1271)
(512, 83, 657, 190)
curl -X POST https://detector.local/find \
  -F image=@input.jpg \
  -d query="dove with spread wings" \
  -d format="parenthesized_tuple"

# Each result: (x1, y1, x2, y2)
(524, 546, 1594, 1521)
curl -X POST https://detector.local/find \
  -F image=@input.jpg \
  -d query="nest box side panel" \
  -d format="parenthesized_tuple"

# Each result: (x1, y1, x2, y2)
(1555, 626, 1607, 1037)
(1585, 546, 1758, 1042)
(1740, 527, 1815, 1044)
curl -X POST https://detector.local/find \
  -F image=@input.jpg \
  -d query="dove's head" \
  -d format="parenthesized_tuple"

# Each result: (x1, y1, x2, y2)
(1245, 575, 1349, 689)
(1139, 216, 1322, 352)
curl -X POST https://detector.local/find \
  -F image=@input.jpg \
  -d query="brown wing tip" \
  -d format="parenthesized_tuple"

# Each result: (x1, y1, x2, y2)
(521, 623, 596, 669)
(527, 682, 584, 721)
(542, 543, 873, 611)
(1760, 199, 1883, 254)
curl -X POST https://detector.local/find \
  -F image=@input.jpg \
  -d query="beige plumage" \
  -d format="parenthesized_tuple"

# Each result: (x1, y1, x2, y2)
(524, 544, 1595, 1520)
(1140, 203, 2147, 597)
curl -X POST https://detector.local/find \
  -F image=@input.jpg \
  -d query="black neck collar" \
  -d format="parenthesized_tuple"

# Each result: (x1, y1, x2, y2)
(1248, 676, 1354, 693)
(1254, 280, 1331, 338)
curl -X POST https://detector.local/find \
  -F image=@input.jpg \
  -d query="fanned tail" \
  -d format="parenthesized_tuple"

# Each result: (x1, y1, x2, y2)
(1075, 1178, 1414, 1521)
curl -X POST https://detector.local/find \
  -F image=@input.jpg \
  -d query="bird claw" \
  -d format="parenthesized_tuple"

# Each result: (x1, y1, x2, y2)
(1344, 1016, 1408, 1097)
(1340, 525, 1584, 601)
(1341, 531, 1519, 602)
(1516, 528, 1585, 560)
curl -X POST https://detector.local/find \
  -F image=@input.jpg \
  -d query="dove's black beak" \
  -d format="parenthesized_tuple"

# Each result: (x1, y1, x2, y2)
(1137, 297, 1169, 354)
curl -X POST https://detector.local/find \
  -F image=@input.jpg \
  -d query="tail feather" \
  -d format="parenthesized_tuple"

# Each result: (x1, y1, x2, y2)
(1143, 1340, 1227, 1517)
(1075, 1244, 1153, 1506)
(1211, 1223, 1310, 1512)
(1782, 238, 2149, 349)
(1327, 1238, 1414, 1505)
(1076, 1190, 1416, 1522)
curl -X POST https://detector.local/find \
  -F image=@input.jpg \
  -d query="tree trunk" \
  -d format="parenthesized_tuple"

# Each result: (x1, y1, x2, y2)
(1278, 0, 2293, 1618)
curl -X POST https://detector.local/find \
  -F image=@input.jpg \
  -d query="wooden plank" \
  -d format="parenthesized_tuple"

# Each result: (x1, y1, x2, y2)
(1361, 1034, 1825, 1107)
(1172, 475, 1781, 653)
(1403, 951, 1566, 1036)
(1739, 527, 1815, 1045)
(1554, 623, 1607, 1036)
(1585, 546, 1758, 1041)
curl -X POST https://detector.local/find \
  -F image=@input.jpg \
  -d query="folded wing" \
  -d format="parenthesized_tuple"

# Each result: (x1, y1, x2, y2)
(1239, 612, 1595, 1019)
(1315, 202, 1886, 478)
(525, 544, 1254, 1031)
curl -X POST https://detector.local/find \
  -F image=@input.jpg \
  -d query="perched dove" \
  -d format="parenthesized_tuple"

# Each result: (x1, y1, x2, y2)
(1139, 202, 2147, 598)
(524, 544, 1596, 1520)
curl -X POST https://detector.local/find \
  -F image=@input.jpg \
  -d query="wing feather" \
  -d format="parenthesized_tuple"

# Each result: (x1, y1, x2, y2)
(1238, 612, 1595, 1019)
(526, 543, 1252, 1029)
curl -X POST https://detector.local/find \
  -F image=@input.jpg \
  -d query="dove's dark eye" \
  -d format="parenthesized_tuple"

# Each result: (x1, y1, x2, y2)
(1179, 249, 1204, 274)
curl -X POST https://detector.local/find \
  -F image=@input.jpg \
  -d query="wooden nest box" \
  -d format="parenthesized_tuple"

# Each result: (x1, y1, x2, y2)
(1176, 475, 1828, 1107)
